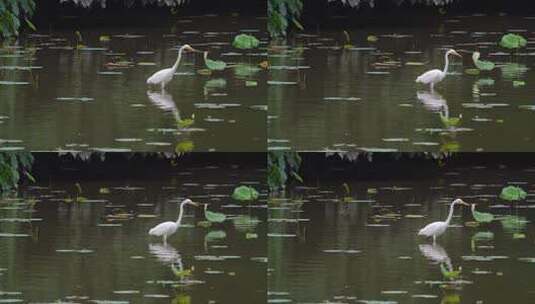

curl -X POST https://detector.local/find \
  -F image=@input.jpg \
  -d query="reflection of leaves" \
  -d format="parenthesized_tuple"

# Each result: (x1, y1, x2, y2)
(171, 294, 191, 304)
(500, 185, 527, 201)
(501, 215, 528, 233)
(500, 63, 528, 80)
(440, 114, 461, 128)
(441, 293, 461, 304)
(175, 141, 194, 154)
(204, 78, 227, 89)
(232, 215, 261, 232)
(500, 33, 527, 49)
(472, 207, 494, 223)
(232, 185, 259, 201)
(472, 52, 495, 71)
(233, 64, 261, 78)
(232, 34, 260, 49)
(475, 78, 495, 87)
(177, 114, 195, 129)
(472, 231, 494, 241)
(171, 263, 192, 278)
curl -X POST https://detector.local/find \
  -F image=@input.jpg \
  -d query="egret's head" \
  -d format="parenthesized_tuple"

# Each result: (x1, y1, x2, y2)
(182, 198, 200, 207)
(181, 44, 200, 53)
(453, 198, 470, 206)
(448, 49, 462, 58)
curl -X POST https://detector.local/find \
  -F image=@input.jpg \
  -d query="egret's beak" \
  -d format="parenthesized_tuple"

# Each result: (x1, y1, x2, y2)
(459, 199, 470, 207)
(190, 201, 200, 207)
(452, 50, 462, 58)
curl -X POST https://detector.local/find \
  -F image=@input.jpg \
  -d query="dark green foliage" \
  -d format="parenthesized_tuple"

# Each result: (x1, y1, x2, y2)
(500, 185, 527, 202)
(268, 0, 303, 38)
(0, 152, 34, 192)
(268, 151, 302, 191)
(0, 0, 36, 38)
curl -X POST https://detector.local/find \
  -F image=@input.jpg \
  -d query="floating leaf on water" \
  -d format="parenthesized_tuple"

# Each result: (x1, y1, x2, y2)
(472, 52, 495, 71)
(500, 185, 527, 201)
(232, 185, 259, 201)
(232, 34, 260, 49)
(471, 207, 494, 223)
(440, 263, 462, 279)
(500, 33, 527, 49)
(203, 53, 226, 71)
(204, 206, 227, 223)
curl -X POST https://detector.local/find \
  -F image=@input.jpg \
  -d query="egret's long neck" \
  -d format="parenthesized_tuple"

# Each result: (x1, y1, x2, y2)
(445, 201, 457, 225)
(171, 47, 185, 72)
(176, 201, 186, 225)
(443, 51, 450, 74)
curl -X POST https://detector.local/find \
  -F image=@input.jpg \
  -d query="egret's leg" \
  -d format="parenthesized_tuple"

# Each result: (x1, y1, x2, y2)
(430, 83, 435, 92)
(433, 235, 436, 244)
(163, 235, 167, 245)
(161, 83, 165, 92)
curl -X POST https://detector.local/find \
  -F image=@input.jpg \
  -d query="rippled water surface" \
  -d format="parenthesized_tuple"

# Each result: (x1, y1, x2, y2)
(0, 162, 266, 303)
(0, 15, 267, 152)
(269, 15, 535, 151)
(269, 163, 535, 303)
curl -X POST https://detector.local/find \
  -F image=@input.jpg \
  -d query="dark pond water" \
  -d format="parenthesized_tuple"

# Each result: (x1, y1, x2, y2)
(268, 15, 535, 152)
(269, 163, 535, 303)
(0, 163, 266, 303)
(0, 15, 267, 152)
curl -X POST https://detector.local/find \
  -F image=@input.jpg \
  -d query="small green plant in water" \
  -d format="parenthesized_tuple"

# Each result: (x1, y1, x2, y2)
(440, 113, 462, 128)
(203, 52, 226, 71)
(500, 185, 527, 202)
(232, 34, 260, 49)
(471, 205, 494, 223)
(232, 185, 259, 202)
(204, 205, 227, 223)
(500, 33, 527, 50)
(440, 263, 462, 280)
(472, 52, 495, 71)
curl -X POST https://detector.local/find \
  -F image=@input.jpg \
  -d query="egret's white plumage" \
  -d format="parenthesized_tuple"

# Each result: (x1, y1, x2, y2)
(148, 199, 199, 244)
(146, 44, 198, 91)
(416, 49, 462, 91)
(418, 198, 469, 243)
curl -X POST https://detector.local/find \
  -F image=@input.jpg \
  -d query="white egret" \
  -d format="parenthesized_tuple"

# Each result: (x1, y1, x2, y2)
(148, 198, 200, 244)
(146, 44, 200, 91)
(416, 49, 462, 91)
(418, 198, 470, 243)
